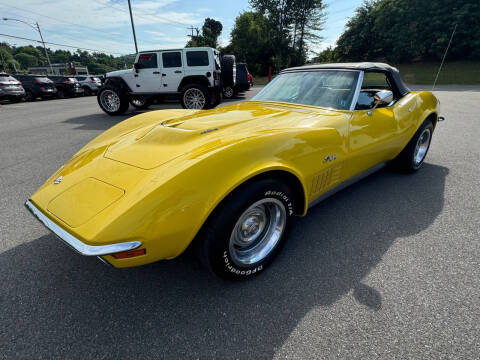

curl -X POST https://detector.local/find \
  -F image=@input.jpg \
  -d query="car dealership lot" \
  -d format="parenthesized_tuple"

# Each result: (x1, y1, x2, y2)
(0, 86, 479, 359)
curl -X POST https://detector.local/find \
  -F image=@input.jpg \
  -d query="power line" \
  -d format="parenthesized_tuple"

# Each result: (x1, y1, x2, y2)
(0, 2, 128, 41)
(0, 32, 126, 55)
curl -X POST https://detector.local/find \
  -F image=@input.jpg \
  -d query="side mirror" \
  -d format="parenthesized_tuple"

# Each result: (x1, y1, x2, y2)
(368, 90, 393, 115)
(374, 90, 393, 105)
(133, 63, 141, 72)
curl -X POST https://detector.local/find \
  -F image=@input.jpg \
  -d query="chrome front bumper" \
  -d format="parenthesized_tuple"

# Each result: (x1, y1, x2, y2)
(24, 200, 142, 256)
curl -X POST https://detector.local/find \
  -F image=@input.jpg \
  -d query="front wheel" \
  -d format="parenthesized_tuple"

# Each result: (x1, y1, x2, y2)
(197, 179, 295, 280)
(393, 119, 433, 172)
(181, 84, 209, 110)
(97, 85, 129, 115)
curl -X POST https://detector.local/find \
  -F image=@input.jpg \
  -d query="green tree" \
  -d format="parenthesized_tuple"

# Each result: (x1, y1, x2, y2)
(14, 52, 38, 69)
(186, 18, 223, 48)
(229, 11, 273, 75)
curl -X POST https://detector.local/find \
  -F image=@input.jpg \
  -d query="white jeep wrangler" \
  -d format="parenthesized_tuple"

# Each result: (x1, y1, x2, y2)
(98, 47, 235, 115)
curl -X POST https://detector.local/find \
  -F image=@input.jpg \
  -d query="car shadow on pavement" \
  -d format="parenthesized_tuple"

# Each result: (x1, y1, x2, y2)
(0, 163, 448, 359)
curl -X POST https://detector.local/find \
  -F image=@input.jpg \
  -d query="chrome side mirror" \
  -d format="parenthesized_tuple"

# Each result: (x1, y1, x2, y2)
(368, 90, 393, 115)
(374, 90, 393, 105)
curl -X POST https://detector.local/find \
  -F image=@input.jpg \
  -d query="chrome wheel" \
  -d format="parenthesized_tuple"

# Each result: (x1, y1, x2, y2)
(223, 86, 234, 98)
(229, 198, 286, 266)
(100, 90, 121, 112)
(413, 128, 431, 167)
(183, 88, 205, 109)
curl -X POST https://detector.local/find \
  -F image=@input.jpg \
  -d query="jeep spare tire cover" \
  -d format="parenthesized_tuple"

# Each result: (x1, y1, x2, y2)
(221, 55, 236, 87)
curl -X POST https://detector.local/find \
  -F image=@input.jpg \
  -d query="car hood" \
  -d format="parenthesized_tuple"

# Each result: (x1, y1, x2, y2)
(106, 69, 132, 77)
(103, 101, 346, 169)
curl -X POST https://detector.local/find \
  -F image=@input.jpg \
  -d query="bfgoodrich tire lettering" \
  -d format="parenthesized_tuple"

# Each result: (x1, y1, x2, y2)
(197, 179, 295, 280)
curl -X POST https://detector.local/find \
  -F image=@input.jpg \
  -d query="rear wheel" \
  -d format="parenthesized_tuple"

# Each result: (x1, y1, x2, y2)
(197, 179, 295, 280)
(181, 84, 209, 110)
(223, 86, 234, 99)
(393, 119, 433, 172)
(97, 85, 129, 115)
(83, 87, 92, 96)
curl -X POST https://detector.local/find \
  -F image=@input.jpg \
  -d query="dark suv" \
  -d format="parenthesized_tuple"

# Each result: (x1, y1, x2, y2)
(49, 76, 84, 98)
(235, 63, 252, 93)
(0, 73, 25, 102)
(14, 74, 57, 101)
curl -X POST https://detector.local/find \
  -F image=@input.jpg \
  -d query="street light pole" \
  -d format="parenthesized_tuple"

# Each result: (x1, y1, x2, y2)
(2, 18, 53, 74)
(127, 0, 138, 54)
(35, 22, 53, 74)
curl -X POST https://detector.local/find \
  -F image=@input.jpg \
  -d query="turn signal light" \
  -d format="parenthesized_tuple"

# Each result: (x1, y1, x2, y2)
(112, 248, 146, 259)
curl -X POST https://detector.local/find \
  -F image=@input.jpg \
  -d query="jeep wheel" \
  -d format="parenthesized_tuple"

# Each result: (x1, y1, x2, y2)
(181, 84, 209, 110)
(98, 85, 129, 115)
(130, 96, 152, 110)
(223, 86, 234, 99)
(197, 178, 295, 280)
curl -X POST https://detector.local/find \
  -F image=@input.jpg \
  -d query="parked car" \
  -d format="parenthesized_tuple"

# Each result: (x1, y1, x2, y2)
(13, 74, 56, 101)
(97, 47, 236, 115)
(76, 75, 102, 96)
(25, 62, 443, 280)
(223, 63, 252, 99)
(49, 76, 84, 98)
(0, 73, 25, 102)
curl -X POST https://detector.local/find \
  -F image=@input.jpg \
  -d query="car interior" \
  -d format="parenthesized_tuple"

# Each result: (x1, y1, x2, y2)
(355, 71, 397, 110)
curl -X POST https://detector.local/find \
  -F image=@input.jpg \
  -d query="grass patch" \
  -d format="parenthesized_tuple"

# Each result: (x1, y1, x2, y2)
(253, 76, 274, 85)
(395, 61, 480, 85)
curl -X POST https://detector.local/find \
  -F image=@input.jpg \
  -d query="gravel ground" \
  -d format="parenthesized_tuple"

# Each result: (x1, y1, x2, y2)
(0, 85, 479, 359)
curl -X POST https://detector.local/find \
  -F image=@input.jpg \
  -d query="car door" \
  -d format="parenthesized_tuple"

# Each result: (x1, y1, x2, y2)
(134, 52, 162, 92)
(346, 72, 400, 178)
(160, 51, 184, 92)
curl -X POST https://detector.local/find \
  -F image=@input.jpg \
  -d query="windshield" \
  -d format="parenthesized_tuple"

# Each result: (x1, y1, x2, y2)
(252, 70, 359, 110)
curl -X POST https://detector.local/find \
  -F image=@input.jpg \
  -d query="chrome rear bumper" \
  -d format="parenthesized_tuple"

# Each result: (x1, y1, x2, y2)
(24, 200, 142, 256)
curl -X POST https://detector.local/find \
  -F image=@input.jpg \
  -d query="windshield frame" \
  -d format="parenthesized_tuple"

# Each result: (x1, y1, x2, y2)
(251, 69, 364, 111)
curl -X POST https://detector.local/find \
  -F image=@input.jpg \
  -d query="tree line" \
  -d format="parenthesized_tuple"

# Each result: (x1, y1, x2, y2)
(314, 0, 480, 64)
(0, 42, 134, 74)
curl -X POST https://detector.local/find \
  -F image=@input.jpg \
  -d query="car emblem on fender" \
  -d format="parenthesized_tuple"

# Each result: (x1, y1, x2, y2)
(54, 176, 63, 184)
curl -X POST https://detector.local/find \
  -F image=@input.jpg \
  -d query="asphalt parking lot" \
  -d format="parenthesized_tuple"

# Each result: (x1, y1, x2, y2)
(0, 85, 479, 359)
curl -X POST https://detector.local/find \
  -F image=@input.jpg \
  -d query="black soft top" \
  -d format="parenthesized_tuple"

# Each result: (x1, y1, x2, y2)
(283, 62, 410, 97)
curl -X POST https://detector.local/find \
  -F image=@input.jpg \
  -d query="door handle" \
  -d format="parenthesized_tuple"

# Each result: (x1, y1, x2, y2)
(162, 74, 166, 76)
(174, 70, 182, 74)
(408, 107, 413, 112)
(153, 71, 160, 74)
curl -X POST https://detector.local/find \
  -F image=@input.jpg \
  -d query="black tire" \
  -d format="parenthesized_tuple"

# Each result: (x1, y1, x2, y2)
(211, 90, 222, 108)
(130, 96, 153, 109)
(221, 55, 236, 88)
(97, 85, 129, 115)
(223, 86, 234, 99)
(392, 119, 434, 172)
(197, 179, 295, 280)
(25, 90, 34, 101)
(11, 97, 22, 103)
(83, 87, 92, 96)
(180, 83, 209, 110)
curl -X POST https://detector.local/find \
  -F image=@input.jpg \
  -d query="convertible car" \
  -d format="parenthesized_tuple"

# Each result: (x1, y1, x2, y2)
(25, 63, 443, 280)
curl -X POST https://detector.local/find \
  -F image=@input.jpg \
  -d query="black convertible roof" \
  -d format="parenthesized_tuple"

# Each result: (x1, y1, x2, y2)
(283, 62, 410, 96)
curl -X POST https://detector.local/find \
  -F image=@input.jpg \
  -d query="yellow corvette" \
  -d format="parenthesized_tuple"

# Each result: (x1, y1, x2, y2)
(25, 63, 442, 279)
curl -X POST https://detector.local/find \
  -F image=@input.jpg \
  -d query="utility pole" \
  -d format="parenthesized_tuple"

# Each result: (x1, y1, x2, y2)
(128, 0, 138, 54)
(36, 22, 53, 74)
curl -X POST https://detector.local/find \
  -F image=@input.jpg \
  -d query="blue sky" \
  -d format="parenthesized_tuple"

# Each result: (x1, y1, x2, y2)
(0, 0, 363, 56)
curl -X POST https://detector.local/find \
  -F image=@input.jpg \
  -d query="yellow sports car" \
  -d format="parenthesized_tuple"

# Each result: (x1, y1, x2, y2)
(25, 63, 443, 280)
